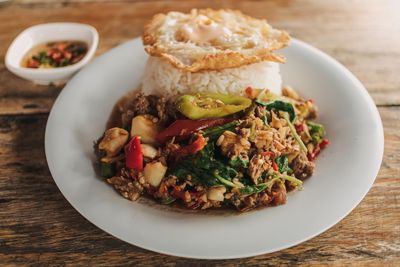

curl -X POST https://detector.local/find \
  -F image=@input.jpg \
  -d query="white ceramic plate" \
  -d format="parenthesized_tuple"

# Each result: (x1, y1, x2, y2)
(45, 38, 383, 259)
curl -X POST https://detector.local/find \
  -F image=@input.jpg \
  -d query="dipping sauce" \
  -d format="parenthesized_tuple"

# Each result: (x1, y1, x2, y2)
(22, 41, 88, 68)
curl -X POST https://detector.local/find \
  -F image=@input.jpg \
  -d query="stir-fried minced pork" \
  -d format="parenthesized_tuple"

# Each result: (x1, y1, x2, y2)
(248, 154, 272, 184)
(116, 91, 181, 129)
(253, 129, 274, 150)
(107, 173, 142, 201)
(216, 130, 251, 159)
(95, 88, 328, 212)
(291, 153, 315, 180)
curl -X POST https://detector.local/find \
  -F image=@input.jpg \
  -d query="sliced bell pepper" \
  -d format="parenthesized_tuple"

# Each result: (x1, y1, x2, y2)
(156, 118, 232, 143)
(124, 136, 143, 170)
(177, 92, 252, 119)
(175, 135, 207, 158)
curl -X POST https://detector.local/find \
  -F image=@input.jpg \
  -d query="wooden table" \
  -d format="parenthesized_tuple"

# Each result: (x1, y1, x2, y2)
(0, 0, 399, 265)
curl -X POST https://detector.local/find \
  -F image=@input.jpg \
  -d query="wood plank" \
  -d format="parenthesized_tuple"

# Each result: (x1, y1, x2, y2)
(0, 106, 398, 265)
(0, 0, 399, 116)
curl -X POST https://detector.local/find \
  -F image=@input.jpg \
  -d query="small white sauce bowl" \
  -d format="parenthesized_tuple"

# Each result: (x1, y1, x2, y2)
(5, 22, 99, 85)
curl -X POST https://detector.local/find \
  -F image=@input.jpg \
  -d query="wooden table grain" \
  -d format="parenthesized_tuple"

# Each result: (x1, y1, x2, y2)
(0, 0, 399, 265)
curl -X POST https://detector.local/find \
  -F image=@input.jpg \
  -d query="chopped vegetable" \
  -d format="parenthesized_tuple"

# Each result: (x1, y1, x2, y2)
(262, 115, 270, 126)
(256, 99, 296, 122)
(141, 144, 158, 159)
(202, 121, 238, 140)
(143, 161, 167, 187)
(175, 135, 207, 158)
(295, 123, 304, 133)
(307, 121, 326, 144)
(278, 174, 303, 187)
(23, 41, 87, 68)
(177, 93, 252, 119)
(308, 138, 329, 161)
(229, 156, 249, 168)
(240, 173, 302, 196)
(271, 161, 279, 171)
(267, 174, 302, 189)
(275, 155, 292, 173)
(100, 163, 115, 178)
(125, 136, 143, 170)
(284, 113, 308, 153)
(130, 115, 159, 144)
(244, 86, 257, 99)
(171, 141, 238, 188)
(240, 183, 268, 195)
(214, 171, 237, 188)
(156, 118, 232, 143)
(319, 138, 330, 149)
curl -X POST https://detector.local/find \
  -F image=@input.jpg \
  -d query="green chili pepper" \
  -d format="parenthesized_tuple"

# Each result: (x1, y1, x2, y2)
(177, 93, 252, 120)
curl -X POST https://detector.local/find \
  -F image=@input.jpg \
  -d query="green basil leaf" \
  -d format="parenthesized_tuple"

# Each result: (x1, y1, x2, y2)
(256, 100, 296, 122)
(307, 121, 326, 144)
(229, 157, 249, 169)
(275, 155, 292, 173)
(240, 183, 268, 195)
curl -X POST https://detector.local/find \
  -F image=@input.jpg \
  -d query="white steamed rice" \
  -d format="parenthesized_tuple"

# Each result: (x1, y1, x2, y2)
(141, 56, 282, 96)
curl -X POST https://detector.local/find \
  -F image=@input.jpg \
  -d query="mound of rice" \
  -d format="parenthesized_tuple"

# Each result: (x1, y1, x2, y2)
(141, 56, 282, 96)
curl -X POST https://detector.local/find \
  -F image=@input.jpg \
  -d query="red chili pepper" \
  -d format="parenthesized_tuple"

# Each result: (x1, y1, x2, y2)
(175, 135, 207, 158)
(295, 123, 304, 133)
(319, 138, 330, 149)
(308, 146, 321, 161)
(51, 52, 62, 61)
(156, 118, 232, 143)
(124, 136, 143, 170)
(244, 86, 253, 98)
(261, 151, 274, 158)
(27, 59, 39, 68)
(272, 161, 279, 171)
(63, 51, 72, 60)
(308, 139, 329, 161)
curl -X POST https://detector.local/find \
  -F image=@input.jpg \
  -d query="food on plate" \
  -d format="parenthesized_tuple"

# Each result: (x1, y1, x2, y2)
(96, 87, 328, 211)
(22, 40, 87, 68)
(94, 9, 329, 212)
